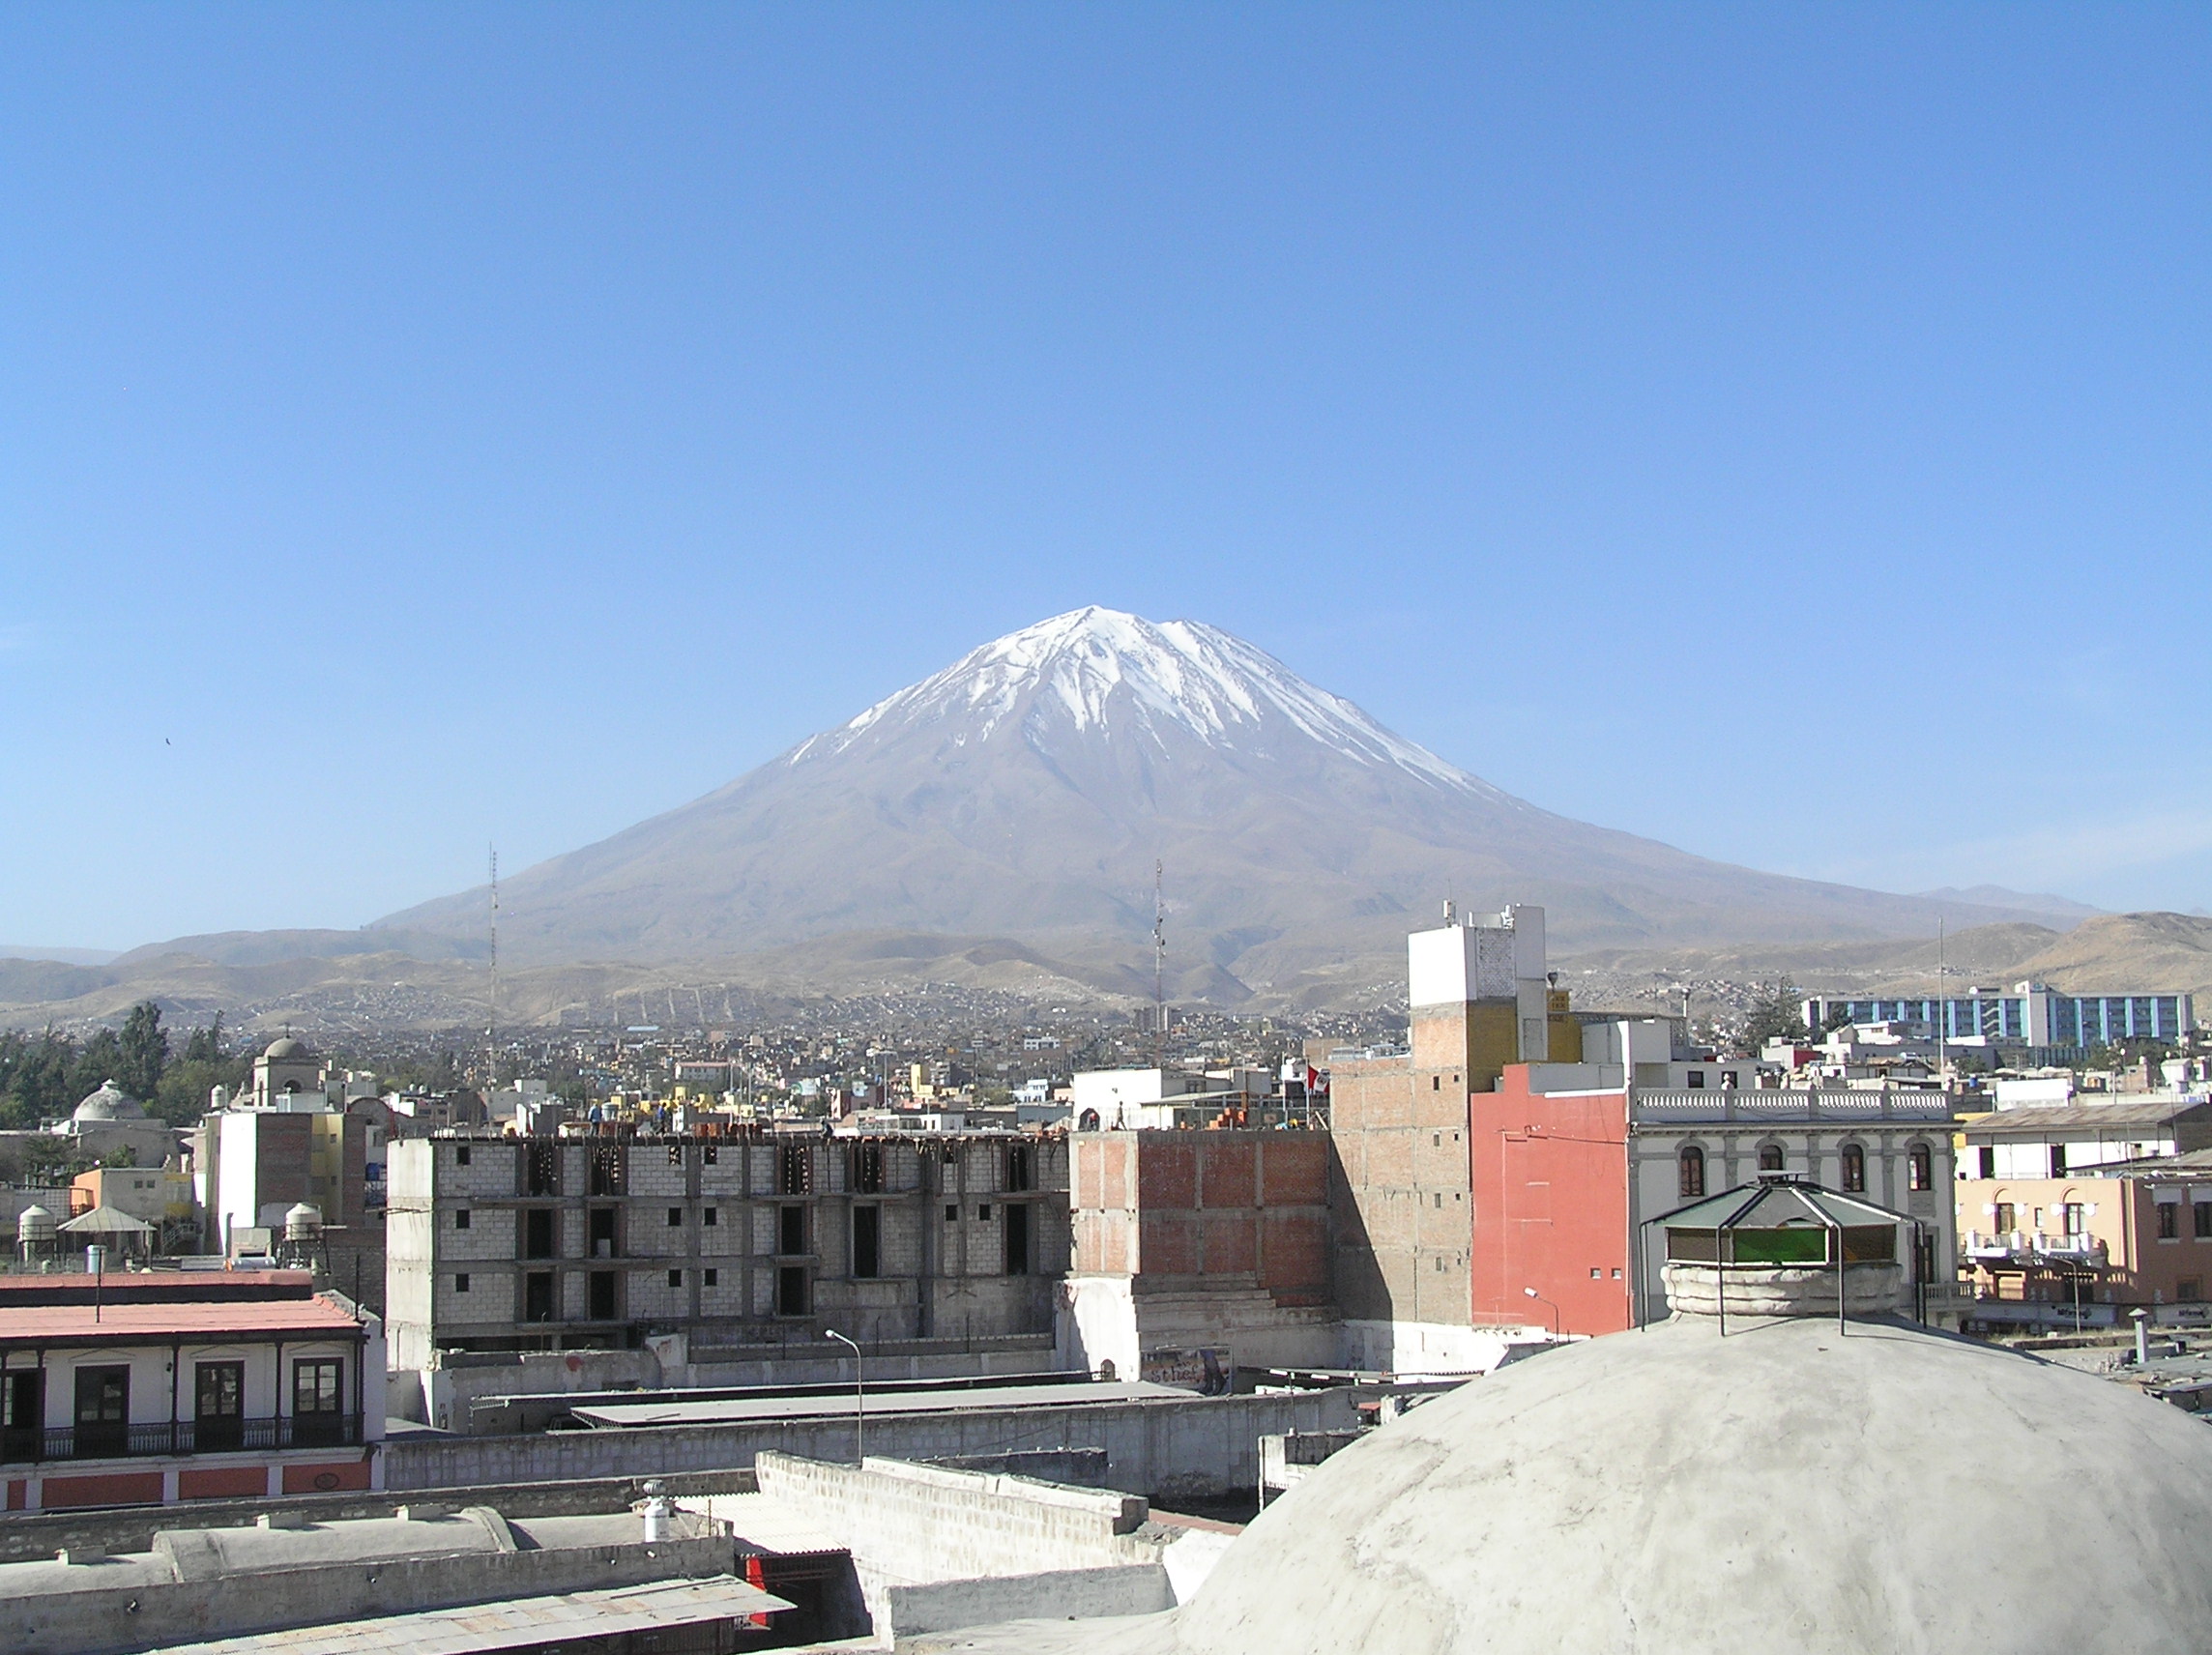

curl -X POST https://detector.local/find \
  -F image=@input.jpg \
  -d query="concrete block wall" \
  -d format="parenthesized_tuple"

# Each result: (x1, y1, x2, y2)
(752, 1453, 1156, 1582)
(382, 1387, 1361, 1503)
(887, 1563, 1175, 1637)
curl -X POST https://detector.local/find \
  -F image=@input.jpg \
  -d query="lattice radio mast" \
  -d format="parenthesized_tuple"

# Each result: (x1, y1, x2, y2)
(1152, 859, 1167, 1070)
(487, 845, 499, 1090)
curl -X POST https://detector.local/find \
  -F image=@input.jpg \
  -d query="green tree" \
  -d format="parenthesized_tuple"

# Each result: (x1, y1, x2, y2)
(1742, 980, 1810, 1048)
(182, 1012, 228, 1065)
(0, 1028, 79, 1125)
(17, 1135, 88, 1187)
(117, 1001, 169, 1102)
(69, 1027, 124, 1103)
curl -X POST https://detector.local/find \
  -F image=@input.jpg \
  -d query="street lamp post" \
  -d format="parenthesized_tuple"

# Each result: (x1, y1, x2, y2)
(1523, 1286, 1560, 1337)
(825, 1328, 863, 1463)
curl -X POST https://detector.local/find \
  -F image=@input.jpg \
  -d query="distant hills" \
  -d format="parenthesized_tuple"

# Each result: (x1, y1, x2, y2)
(9, 607, 2191, 1031)
(5, 912, 2208, 1037)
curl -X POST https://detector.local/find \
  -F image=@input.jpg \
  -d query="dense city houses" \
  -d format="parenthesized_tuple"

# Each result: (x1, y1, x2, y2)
(0, 904, 2205, 1651)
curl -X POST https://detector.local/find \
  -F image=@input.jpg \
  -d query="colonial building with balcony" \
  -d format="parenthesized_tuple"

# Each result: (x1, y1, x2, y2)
(0, 1270, 384, 1510)
(1956, 1102, 2212, 1328)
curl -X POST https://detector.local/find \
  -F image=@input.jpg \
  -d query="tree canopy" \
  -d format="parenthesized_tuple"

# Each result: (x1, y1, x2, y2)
(1741, 980, 1811, 1047)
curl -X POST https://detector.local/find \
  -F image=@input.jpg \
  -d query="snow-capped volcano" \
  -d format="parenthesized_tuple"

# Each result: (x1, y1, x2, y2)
(794, 607, 1507, 804)
(376, 608, 1994, 995)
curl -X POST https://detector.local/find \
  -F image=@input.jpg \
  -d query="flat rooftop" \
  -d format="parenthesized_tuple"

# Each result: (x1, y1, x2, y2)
(573, 1378, 1188, 1429)
(135, 1576, 787, 1655)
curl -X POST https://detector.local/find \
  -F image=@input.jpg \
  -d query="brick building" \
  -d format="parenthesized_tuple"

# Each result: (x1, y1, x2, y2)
(1057, 1129, 1335, 1382)
(1327, 906, 1957, 1355)
(385, 1129, 1070, 1370)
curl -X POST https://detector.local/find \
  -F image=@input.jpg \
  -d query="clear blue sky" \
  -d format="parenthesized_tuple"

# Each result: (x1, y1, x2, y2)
(3, 4, 2206, 952)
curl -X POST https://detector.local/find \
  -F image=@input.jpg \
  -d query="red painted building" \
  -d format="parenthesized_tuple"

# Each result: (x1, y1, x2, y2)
(0, 1271, 384, 1510)
(1470, 1066, 1634, 1335)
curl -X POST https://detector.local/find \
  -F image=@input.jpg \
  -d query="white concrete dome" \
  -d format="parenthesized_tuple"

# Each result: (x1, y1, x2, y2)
(72, 1080, 144, 1122)
(263, 1036, 309, 1060)
(1144, 1314, 2212, 1654)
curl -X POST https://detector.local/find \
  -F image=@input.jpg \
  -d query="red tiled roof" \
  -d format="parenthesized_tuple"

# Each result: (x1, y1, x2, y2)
(0, 1269, 317, 1296)
(0, 1294, 364, 1344)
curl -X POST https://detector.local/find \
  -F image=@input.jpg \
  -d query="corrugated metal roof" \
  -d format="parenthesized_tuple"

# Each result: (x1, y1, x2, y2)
(138, 1575, 790, 1655)
(679, 1491, 846, 1556)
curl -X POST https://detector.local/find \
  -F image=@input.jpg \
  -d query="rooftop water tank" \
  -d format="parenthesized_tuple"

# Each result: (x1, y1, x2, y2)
(283, 1202, 324, 1244)
(16, 1204, 55, 1246)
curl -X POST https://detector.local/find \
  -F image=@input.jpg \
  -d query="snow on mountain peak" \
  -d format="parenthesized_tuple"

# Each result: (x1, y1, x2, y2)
(791, 606, 1504, 799)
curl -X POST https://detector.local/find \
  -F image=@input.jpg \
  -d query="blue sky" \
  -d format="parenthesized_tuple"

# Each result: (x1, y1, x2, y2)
(3, 4, 2207, 952)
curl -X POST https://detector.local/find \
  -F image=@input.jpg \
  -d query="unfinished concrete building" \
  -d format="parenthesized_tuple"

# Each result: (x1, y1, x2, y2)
(386, 1130, 1070, 1370)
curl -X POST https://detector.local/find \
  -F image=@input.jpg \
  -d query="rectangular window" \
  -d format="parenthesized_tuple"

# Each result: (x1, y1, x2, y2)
(1908, 1147, 1933, 1191)
(850, 1143, 886, 1194)
(1994, 1203, 2015, 1234)
(977, 1204, 992, 1222)
(779, 1145, 811, 1196)
(454, 1208, 471, 1231)
(455, 1272, 471, 1293)
(703, 1206, 717, 1227)
(2197, 1205, 2212, 1241)
(668, 1145, 684, 1167)
(2184, 1278, 2204, 1303)
(668, 1206, 684, 1227)
(668, 1268, 684, 1289)
(588, 1270, 617, 1320)
(1004, 1203, 1032, 1275)
(74, 1366, 129, 1455)
(524, 1208, 555, 1259)
(1978, 1147, 1995, 1179)
(1005, 1144, 1034, 1193)
(2160, 1204, 2180, 1240)
(195, 1361, 244, 1451)
(1686, 1071, 1704, 1089)
(526, 1142, 558, 1196)
(776, 1264, 808, 1317)
(4, 1370, 44, 1459)
(945, 1204, 958, 1222)
(702, 1143, 717, 1164)
(703, 1267, 718, 1287)
(455, 1145, 472, 1167)
(588, 1147, 626, 1197)
(294, 1360, 341, 1415)
(524, 1270, 555, 1322)
(589, 1206, 617, 1259)
(853, 1205, 881, 1279)
(779, 1205, 807, 1256)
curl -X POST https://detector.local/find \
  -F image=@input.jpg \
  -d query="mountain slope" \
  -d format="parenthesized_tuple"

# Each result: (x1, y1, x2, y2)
(373, 608, 2068, 985)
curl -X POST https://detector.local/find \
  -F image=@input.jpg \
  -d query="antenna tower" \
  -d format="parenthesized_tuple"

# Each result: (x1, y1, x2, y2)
(487, 845, 499, 1090)
(1152, 859, 1166, 1069)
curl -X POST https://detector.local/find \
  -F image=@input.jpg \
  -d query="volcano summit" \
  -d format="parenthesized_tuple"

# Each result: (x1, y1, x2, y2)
(372, 608, 2035, 996)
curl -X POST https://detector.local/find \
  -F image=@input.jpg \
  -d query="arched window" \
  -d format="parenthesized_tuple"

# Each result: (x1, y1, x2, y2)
(1908, 1144, 1933, 1191)
(1840, 1143, 1866, 1193)
(1678, 1146, 1705, 1200)
(1759, 1143, 1785, 1173)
